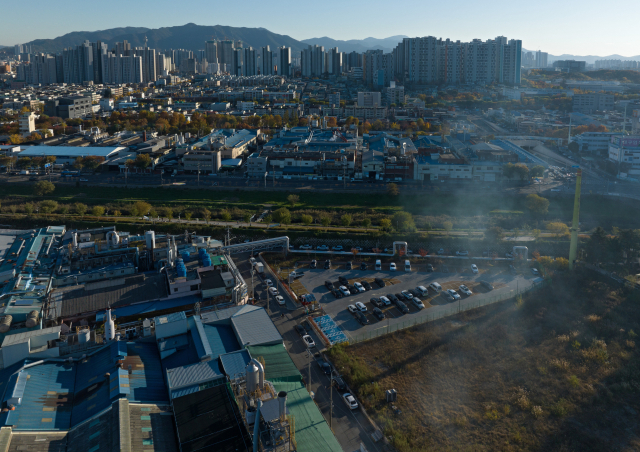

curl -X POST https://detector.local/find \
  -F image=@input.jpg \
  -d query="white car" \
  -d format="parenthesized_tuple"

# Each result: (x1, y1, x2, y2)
(355, 302, 367, 312)
(389, 262, 396, 271)
(342, 393, 358, 410)
(531, 268, 540, 275)
(446, 289, 461, 301)
(456, 251, 469, 256)
(316, 245, 329, 251)
(340, 286, 351, 297)
(354, 282, 366, 293)
(299, 244, 313, 250)
(275, 295, 285, 305)
(347, 304, 358, 314)
(265, 279, 274, 287)
(459, 284, 473, 296)
(333, 245, 344, 251)
(379, 296, 391, 306)
(412, 297, 425, 309)
(471, 264, 479, 274)
(302, 335, 316, 348)
(268, 287, 279, 296)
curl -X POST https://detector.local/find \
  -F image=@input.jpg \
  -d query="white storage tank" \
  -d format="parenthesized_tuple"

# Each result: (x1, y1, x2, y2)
(246, 363, 258, 393)
(0, 315, 12, 333)
(78, 328, 90, 343)
(25, 310, 39, 328)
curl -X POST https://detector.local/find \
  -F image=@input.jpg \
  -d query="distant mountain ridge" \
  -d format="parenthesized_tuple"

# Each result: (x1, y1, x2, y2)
(21, 24, 306, 54)
(300, 35, 408, 54)
(522, 48, 640, 64)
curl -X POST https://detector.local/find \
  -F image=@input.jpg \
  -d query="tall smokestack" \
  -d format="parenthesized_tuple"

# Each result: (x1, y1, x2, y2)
(278, 391, 287, 421)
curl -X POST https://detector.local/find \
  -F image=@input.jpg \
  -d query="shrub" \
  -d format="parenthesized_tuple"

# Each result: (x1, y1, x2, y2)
(91, 206, 105, 216)
(272, 208, 291, 225)
(39, 200, 58, 214)
(220, 210, 232, 221)
(341, 214, 352, 227)
(568, 375, 580, 388)
(33, 180, 55, 196)
(74, 202, 87, 216)
(531, 406, 543, 418)
(550, 398, 571, 417)
(300, 214, 313, 225)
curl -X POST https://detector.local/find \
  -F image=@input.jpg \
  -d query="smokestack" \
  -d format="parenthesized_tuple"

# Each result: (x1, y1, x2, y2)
(278, 391, 287, 421)
(143, 131, 147, 142)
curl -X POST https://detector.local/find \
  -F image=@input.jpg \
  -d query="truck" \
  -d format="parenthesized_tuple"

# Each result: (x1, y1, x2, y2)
(20, 170, 29, 175)
(255, 262, 264, 274)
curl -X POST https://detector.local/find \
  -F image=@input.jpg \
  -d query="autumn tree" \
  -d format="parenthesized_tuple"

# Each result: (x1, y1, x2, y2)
(387, 183, 399, 196)
(525, 194, 550, 216)
(392, 211, 416, 232)
(135, 154, 152, 169)
(33, 180, 55, 196)
(287, 194, 299, 207)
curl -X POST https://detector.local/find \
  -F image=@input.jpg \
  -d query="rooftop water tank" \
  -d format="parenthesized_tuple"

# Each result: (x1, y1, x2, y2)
(181, 252, 190, 262)
(246, 363, 258, 393)
(0, 315, 12, 333)
(78, 328, 90, 344)
(25, 310, 39, 328)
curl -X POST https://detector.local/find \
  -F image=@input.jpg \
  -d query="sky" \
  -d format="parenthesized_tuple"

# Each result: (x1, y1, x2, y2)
(1, 0, 638, 57)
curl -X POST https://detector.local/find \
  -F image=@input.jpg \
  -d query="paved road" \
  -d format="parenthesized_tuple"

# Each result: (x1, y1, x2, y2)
(234, 252, 383, 452)
(298, 262, 536, 341)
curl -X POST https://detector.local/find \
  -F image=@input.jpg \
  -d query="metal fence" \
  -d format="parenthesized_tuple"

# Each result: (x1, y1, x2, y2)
(347, 280, 548, 344)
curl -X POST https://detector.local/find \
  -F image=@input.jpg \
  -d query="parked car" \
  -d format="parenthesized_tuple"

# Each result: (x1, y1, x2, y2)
(355, 311, 369, 325)
(370, 297, 383, 308)
(387, 293, 399, 303)
(315, 354, 332, 375)
(446, 289, 461, 301)
(275, 295, 285, 305)
(324, 280, 334, 290)
(333, 245, 344, 252)
(345, 261, 352, 270)
(428, 282, 442, 293)
(353, 282, 365, 293)
(295, 325, 306, 336)
(456, 250, 469, 256)
(347, 304, 358, 314)
(479, 280, 494, 290)
(361, 281, 372, 291)
(426, 264, 434, 272)
(338, 276, 349, 285)
(471, 264, 479, 274)
(412, 297, 425, 309)
(355, 301, 367, 312)
(342, 393, 359, 410)
(459, 284, 473, 296)
(531, 268, 540, 275)
(408, 288, 420, 298)
(505, 252, 513, 258)
(379, 296, 391, 306)
(331, 288, 342, 298)
(437, 248, 445, 255)
(79, 178, 89, 182)
(302, 335, 316, 348)
(417, 286, 429, 296)
(372, 307, 385, 320)
(400, 290, 413, 301)
(360, 262, 368, 270)
(299, 244, 313, 250)
(324, 260, 331, 269)
(317, 245, 329, 251)
(389, 262, 397, 271)
(395, 300, 410, 314)
(375, 277, 386, 287)
(268, 287, 279, 296)
(340, 286, 351, 297)
(265, 279, 274, 287)
(310, 260, 317, 269)
(332, 376, 347, 391)
(347, 284, 359, 295)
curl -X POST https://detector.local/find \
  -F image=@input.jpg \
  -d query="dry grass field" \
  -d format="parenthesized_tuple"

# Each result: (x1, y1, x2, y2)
(327, 270, 640, 451)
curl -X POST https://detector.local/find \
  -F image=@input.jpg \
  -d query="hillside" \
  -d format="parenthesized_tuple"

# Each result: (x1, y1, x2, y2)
(24, 23, 306, 54)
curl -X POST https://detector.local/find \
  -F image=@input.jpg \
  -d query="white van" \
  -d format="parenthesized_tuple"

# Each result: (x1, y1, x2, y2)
(417, 286, 429, 296)
(404, 260, 411, 272)
(375, 260, 382, 271)
(428, 282, 442, 293)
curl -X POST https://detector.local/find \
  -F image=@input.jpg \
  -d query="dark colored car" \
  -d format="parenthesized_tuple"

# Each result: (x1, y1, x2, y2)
(338, 276, 349, 285)
(370, 297, 383, 308)
(316, 355, 332, 375)
(325, 280, 334, 290)
(395, 300, 410, 314)
(360, 262, 368, 270)
(347, 284, 359, 295)
(372, 307, 385, 320)
(301, 320, 312, 333)
(395, 293, 405, 302)
(332, 376, 347, 391)
(345, 261, 352, 270)
(480, 280, 494, 291)
(331, 289, 342, 299)
(324, 260, 331, 269)
(310, 260, 317, 269)
(426, 264, 434, 272)
(375, 277, 386, 288)
(355, 311, 369, 325)
(387, 293, 399, 303)
(362, 281, 372, 291)
(295, 325, 306, 336)
(408, 288, 420, 297)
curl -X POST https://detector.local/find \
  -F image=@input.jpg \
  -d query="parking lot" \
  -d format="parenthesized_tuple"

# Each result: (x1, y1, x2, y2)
(298, 261, 537, 340)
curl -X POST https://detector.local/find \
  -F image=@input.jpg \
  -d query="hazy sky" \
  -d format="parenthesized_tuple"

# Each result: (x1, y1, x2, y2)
(1, 0, 638, 56)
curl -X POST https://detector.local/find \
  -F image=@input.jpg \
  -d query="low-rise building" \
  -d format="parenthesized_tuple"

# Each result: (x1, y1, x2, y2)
(573, 93, 614, 114)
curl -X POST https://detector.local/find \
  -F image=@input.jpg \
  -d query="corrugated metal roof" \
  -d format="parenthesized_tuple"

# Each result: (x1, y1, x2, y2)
(231, 309, 282, 347)
(156, 311, 186, 325)
(201, 323, 240, 358)
(191, 316, 213, 360)
(246, 344, 299, 383)
(219, 350, 251, 380)
(166, 360, 224, 391)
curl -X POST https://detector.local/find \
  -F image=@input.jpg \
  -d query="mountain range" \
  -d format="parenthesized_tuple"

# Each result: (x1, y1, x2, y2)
(5, 25, 640, 63)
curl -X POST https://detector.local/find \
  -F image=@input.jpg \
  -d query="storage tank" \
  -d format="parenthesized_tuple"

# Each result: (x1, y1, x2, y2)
(181, 251, 190, 262)
(25, 310, 39, 328)
(106, 231, 120, 247)
(145, 231, 155, 250)
(104, 308, 115, 341)
(78, 328, 90, 343)
(245, 406, 257, 425)
(0, 315, 12, 333)
(278, 391, 287, 420)
(246, 363, 258, 393)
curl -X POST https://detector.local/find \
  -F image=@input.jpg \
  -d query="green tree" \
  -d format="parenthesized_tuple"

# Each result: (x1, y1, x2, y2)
(163, 207, 173, 219)
(91, 206, 105, 216)
(24, 203, 34, 215)
(272, 208, 292, 224)
(387, 183, 399, 196)
(443, 221, 453, 235)
(340, 214, 352, 227)
(184, 211, 193, 220)
(547, 222, 569, 237)
(202, 208, 211, 223)
(221, 210, 232, 221)
(362, 218, 372, 229)
(74, 202, 87, 216)
(485, 226, 503, 242)
(320, 215, 331, 227)
(133, 201, 152, 216)
(135, 154, 152, 169)
(39, 200, 58, 215)
(392, 211, 416, 232)
(33, 180, 55, 196)
(380, 218, 392, 231)
(525, 194, 550, 215)
(58, 205, 69, 216)
(530, 165, 545, 178)
(301, 214, 313, 225)
(287, 194, 299, 207)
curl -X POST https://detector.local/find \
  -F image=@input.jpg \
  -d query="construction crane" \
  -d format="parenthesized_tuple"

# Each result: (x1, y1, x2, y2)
(568, 168, 582, 270)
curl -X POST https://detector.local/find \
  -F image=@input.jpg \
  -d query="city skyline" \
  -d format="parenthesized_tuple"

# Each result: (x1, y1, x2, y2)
(1, 0, 639, 57)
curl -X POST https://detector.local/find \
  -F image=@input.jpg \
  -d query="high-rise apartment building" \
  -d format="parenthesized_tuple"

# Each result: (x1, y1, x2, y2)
(115, 40, 131, 56)
(261, 46, 273, 75)
(244, 47, 257, 76)
(535, 51, 548, 69)
(218, 40, 235, 68)
(279, 46, 291, 77)
(205, 40, 218, 65)
(330, 47, 342, 76)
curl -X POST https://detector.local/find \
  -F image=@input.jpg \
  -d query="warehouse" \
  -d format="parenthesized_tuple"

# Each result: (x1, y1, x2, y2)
(18, 146, 126, 165)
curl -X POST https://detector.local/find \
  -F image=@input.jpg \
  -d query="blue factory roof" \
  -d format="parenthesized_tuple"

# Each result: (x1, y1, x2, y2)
(219, 350, 251, 379)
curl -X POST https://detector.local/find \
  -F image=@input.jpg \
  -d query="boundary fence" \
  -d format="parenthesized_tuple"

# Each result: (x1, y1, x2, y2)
(348, 279, 548, 344)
